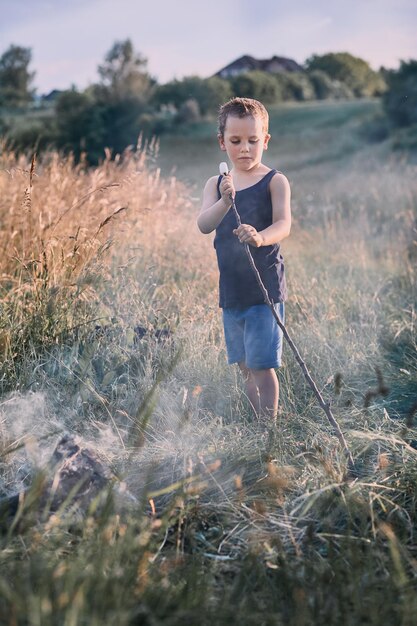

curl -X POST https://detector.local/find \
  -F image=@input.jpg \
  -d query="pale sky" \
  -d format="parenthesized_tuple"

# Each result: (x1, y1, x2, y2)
(1, 0, 416, 94)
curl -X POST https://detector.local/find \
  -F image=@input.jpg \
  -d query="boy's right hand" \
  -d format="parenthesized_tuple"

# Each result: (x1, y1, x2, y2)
(220, 173, 236, 208)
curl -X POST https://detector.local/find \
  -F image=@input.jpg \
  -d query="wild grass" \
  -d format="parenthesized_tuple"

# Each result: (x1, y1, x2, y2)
(0, 100, 416, 625)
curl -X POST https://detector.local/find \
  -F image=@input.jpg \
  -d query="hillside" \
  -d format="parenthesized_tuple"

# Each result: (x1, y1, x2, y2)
(156, 99, 384, 189)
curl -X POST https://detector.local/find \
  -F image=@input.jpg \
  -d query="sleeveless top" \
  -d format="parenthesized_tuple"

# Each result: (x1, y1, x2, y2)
(214, 169, 287, 309)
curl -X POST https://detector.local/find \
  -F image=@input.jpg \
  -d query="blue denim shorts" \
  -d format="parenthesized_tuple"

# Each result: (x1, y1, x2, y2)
(222, 302, 285, 370)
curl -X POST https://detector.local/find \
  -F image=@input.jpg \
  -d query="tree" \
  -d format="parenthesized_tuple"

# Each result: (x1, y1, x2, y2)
(274, 72, 316, 101)
(55, 87, 149, 162)
(177, 98, 201, 124)
(54, 40, 156, 162)
(0, 45, 35, 108)
(230, 71, 282, 104)
(383, 60, 417, 127)
(96, 39, 154, 102)
(307, 70, 354, 100)
(305, 53, 386, 97)
(189, 76, 232, 115)
(55, 89, 106, 160)
(153, 76, 232, 115)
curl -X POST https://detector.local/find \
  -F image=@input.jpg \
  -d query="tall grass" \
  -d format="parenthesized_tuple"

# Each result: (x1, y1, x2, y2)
(0, 103, 416, 625)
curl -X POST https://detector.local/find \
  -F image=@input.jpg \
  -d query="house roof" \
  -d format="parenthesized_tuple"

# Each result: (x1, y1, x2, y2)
(215, 54, 303, 76)
(42, 89, 64, 101)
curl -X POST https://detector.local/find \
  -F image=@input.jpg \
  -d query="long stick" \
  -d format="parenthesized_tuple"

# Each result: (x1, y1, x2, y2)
(228, 186, 355, 472)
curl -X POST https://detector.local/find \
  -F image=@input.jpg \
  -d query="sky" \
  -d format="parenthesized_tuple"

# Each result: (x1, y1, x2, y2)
(1, 0, 417, 94)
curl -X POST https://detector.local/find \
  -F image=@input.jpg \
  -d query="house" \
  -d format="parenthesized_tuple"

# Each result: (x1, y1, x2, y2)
(215, 54, 303, 79)
(41, 89, 64, 103)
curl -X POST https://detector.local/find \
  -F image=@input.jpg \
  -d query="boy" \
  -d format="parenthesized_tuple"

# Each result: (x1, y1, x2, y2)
(197, 97, 291, 420)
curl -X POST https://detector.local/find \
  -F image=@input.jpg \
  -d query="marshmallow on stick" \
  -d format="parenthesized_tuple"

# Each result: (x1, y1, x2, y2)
(219, 162, 229, 176)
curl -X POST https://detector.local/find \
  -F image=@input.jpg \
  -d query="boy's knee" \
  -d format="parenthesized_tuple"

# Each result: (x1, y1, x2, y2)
(253, 367, 275, 374)
(238, 361, 251, 380)
(252, 367, 277, 383)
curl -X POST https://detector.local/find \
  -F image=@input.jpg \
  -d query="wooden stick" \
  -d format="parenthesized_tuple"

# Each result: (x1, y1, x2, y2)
(229, 193, 356, 472)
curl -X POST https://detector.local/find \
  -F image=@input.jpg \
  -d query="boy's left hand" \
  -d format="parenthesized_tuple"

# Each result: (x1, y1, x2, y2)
(233, 224, 264, 248)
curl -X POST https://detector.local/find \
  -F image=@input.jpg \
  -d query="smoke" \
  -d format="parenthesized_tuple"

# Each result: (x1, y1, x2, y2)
(0, 391, 59, 457)
(0, 392, 52, 493)
(0, 377, 263, 510)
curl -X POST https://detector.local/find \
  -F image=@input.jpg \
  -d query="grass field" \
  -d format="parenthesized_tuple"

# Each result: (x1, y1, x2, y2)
(156, 99, 384, 187)
(0, 99, 416, 625)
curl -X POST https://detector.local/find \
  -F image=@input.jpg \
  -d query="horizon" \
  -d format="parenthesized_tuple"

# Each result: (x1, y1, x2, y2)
(1, 0, 416, 94)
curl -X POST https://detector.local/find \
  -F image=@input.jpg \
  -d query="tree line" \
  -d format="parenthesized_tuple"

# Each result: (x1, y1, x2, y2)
(0, 40, 416, 160)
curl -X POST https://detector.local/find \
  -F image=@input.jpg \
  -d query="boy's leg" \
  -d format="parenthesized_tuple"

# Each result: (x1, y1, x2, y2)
(221, 310, 260, 415)
(242, 303, 283, 419)
(250, 367, 279, 420)
(239, 363, 279, 420)
(223, 304, 284, 420)
(250, 368, 279, 419)
(238, 361, 260, 416)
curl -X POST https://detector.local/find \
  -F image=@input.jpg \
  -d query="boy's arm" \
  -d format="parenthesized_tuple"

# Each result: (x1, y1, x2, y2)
(197, 175, 232, 234)
(233, 173, 291, 247)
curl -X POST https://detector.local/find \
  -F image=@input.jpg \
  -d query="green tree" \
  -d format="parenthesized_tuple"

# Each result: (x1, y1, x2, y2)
(230, 71, 282, 104)
(177, 98, 201, 124)
(0, 44, 35, 108)
(307, 70, 354, 100)
(55, 89, 106, 160)
(383, 59, 417, 127)
(96, 39, 154, 102)
(274, 72, 316, 101)
(305, 52, 386, 97)
(55, 40, 156, 162)
(55, 87, 148, 162)
(153, 75, 232, 115)
(152, 79, 183, 110)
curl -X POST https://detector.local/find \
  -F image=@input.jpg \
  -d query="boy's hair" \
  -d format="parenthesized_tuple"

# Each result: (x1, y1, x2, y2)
(217, 97, 269, 138)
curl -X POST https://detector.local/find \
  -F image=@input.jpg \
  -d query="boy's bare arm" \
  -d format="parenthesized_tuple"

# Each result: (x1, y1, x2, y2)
(197, 175, 235, 234)
(233, 173, 291, 247)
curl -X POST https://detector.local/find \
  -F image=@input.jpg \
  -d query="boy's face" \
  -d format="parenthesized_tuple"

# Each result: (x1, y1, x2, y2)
(218, 114, 270, 172)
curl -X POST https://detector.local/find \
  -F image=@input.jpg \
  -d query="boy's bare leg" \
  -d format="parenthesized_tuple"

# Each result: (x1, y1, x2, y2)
(250, 368, 279, 420)
(238, 362, 260, 416)
(238, 364, 279, 420)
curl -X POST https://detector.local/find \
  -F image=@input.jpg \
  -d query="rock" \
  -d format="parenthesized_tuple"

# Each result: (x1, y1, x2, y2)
(0, 434, 124, 530)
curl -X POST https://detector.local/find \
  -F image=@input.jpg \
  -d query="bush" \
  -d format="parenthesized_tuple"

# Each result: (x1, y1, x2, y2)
(55, 89, 106, 160)
(383, 60, 417, 128)
(308, 70, 354, 100)
(306, 52, 386, 97)
(6, 118, 58, 152)
(55, 89, 148, 162)
(137, 106, 177, 136)
(200, 76, 233, 114)
(390, 124, 417, 151)
(307, 70, 335, 99)
(153, 76, 232, 116)
(358, 111, 390, 143)
(0, 114, 10, 135)
(274, 72, 316, 101)
(177, 98, 201, 124)
(230, 71, 282, 104)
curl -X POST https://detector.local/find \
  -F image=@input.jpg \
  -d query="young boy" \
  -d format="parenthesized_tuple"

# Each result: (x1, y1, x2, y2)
(197, 97, 291, 420)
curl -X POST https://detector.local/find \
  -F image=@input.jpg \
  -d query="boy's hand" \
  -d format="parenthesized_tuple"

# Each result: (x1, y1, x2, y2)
(233, 224, 264, 248)
(219, 173, 235, 208)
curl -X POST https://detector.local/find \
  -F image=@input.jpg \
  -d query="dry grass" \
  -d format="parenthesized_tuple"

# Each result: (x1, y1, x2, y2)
(0, 108, 416, 624)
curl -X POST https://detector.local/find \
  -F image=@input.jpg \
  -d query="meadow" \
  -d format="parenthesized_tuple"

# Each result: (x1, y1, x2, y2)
(0, 98, 416, 625)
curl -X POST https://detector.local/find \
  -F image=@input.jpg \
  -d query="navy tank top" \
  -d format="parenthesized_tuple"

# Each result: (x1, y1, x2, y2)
(214, 169, 287, 309)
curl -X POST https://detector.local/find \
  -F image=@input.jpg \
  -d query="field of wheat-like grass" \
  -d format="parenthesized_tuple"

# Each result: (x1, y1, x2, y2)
(0, 104, 416, 625)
